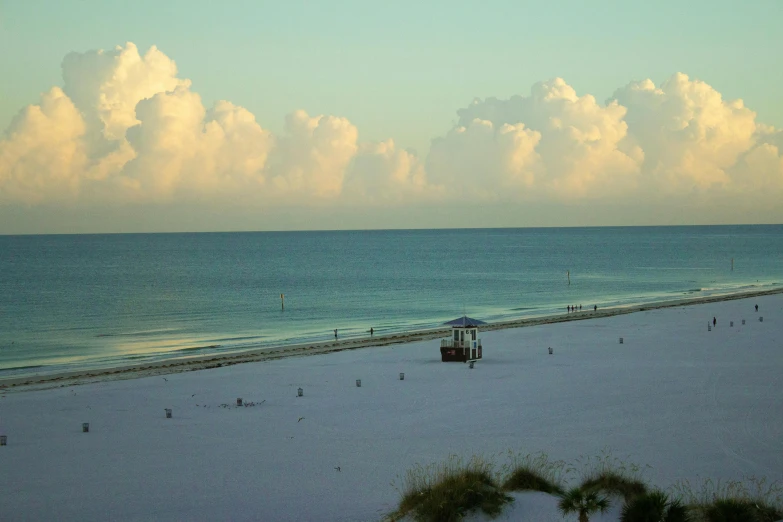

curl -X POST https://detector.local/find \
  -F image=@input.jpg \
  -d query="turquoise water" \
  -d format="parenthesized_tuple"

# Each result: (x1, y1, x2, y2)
(1, 225, 781, 377)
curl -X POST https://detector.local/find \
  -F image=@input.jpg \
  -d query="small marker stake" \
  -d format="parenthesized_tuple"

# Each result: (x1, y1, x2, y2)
(548, 347, 553, 354)
(82, 423, 89, 433)
(399, 373, 404, 380)
(356, 379, 361, 387)
(619, 337, 624, 344)
(297, 388, 303, 397)
(165, 408, 172, 418)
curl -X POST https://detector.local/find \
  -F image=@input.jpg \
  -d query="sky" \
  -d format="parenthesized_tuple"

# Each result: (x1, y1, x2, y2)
(1, 0, 782, 233)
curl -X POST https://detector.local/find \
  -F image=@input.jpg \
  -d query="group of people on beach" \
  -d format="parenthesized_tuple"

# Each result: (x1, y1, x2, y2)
(567, 304, 597, 313)
(712, 305, 759, 328)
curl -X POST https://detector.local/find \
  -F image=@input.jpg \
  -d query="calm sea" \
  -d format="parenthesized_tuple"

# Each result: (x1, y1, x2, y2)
(1, 226, 781, 378)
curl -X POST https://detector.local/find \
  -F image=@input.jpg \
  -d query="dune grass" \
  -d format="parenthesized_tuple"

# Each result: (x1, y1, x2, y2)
(388, 454, 512, 522)
(388, 450, 783, 522)
(500, 450, 568, 495)
(671, 477, 783, 522)
(576, 450, 650, 501)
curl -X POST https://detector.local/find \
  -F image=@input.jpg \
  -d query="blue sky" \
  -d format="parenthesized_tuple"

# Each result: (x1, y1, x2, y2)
(3, 0, 781, 153)
(1, 0, 782, 232)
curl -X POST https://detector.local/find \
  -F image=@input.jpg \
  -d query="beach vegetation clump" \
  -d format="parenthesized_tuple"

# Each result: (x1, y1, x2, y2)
(389, 454, 512, 522)
(577, 449, 649, 501)
(557, 486, 611, 522)
(671, 477, 783, 522)
(620, 489, 690, 522)
(500, 450, 567, 495)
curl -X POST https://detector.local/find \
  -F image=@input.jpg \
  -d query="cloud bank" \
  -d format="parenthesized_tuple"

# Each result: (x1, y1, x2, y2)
(1, 43, 781, 225)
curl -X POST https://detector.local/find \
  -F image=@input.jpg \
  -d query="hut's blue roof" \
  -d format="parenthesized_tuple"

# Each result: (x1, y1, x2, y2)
(443, 315, 487, 327)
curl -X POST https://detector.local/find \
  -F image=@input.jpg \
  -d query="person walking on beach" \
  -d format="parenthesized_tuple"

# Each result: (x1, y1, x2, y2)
(713, 317, 717, 327)
(579, 304, 582, 311)
(755, 304, 759, 312)
(370, 327, 374, 336)
(334, 329, 338, 339)
(594, 305, 597, 312)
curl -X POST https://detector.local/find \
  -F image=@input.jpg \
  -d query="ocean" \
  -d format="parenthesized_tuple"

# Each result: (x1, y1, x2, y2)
(1, 225, 781, 378)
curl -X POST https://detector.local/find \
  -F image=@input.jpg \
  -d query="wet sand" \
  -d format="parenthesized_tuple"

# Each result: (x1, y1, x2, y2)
(2, 286, 780, 392)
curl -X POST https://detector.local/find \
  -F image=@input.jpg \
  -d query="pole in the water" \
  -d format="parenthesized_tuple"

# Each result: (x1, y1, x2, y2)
(281, 293, 284, 311)
(567, 270, 570, 285)
(731, 258, 734, 271)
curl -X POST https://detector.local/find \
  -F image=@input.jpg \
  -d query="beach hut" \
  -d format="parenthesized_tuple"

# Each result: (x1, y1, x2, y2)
(440, 316, 485, 362)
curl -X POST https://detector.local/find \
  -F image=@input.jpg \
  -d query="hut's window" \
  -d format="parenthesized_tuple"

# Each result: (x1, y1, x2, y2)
(471, 329, 476, 340)
(454, 330, 459, 341)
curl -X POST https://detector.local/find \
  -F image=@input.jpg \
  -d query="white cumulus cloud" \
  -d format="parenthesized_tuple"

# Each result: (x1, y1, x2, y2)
(1, 42, 782, 226)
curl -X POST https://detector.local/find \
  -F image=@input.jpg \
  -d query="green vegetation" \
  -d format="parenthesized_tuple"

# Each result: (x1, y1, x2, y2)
(620, 490, 690, 522)
(557, 487, 611, 522)
(671, 477, 783, 522)
(576, 449, 649, 501)
(388, 451, 783, 522)
(388, 454, 512, 522)
(501, 451, 567, 495)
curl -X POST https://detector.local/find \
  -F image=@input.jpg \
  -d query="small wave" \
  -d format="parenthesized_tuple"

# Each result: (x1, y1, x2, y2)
(0, 364, 45, 372)
(510, 307, 535, 311)
(208, 336, 263, 343)
(172, 344, 222, 354)
(96, 329, 178, 338)
(635, 267, 715, 271)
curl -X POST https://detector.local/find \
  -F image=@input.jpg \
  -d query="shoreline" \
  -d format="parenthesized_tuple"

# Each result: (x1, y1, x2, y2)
(2, 286, 781, 392)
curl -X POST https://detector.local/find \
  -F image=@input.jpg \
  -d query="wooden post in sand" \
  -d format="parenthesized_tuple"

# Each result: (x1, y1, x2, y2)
(281, 293, 284, 311)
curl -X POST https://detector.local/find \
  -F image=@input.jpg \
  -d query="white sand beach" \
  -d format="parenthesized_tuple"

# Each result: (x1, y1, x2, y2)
(1, 293, 781, 521)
